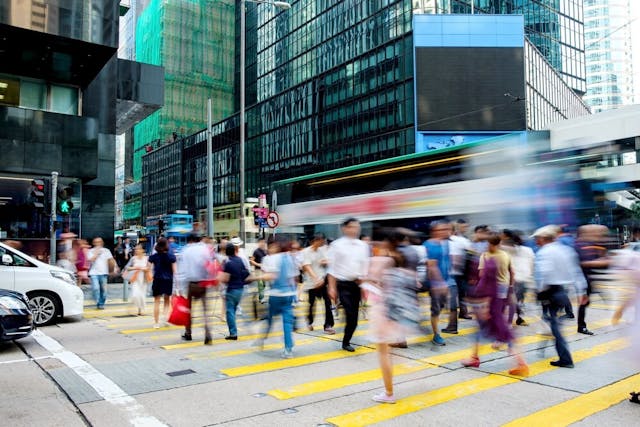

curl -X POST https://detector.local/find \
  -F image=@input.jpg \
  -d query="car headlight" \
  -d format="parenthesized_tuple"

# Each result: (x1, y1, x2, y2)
(51, 270, 76, 286)
(0, 295, 29, 313)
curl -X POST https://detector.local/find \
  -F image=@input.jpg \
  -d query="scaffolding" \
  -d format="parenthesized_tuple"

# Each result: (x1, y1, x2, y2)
(132, 0, 236, 185)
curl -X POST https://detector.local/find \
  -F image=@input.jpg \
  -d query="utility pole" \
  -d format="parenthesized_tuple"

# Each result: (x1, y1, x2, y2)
(49, 171, 58, 265)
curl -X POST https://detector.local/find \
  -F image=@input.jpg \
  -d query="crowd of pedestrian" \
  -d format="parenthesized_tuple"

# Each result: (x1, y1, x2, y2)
(62, 215, 639, 406)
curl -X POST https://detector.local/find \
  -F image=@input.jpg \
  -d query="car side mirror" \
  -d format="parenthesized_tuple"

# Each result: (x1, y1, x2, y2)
(1, 254, 13, 266)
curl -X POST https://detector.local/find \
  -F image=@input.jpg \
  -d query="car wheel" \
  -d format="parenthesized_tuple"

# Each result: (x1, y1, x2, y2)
(28, 292, 60, 326)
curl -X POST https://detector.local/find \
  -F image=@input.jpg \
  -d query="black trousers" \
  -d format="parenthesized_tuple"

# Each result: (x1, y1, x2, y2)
(308, 283, 334, 329)
(185, 282, 211, 339)
(337, 280, 361, 346)
(577, 281, 592, 330)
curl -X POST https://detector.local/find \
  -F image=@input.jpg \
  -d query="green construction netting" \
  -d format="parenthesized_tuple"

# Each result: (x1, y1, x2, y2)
(133, 0, 236, 185)
(122, 199, 142, 221)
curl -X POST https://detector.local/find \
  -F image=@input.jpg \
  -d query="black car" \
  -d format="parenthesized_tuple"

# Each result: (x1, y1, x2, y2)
(0, 289, 34, 341)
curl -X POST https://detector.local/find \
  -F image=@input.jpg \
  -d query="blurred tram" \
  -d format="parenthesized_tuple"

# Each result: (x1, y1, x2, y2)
(273, 132, 599, 237)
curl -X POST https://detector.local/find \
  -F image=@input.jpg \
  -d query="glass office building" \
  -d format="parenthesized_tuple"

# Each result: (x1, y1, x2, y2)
(583, 0, 638, 112)
(142, 0, 589, 225)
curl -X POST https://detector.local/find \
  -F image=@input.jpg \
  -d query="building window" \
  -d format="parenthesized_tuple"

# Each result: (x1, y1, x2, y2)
(0, 75, 79, 116)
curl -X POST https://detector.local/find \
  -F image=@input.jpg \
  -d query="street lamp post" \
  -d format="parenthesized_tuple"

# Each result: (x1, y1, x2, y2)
(239, 0, 290, 245)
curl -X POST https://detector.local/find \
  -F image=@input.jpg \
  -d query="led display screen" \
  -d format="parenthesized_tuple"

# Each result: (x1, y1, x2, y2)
(415, 47, 526, 131)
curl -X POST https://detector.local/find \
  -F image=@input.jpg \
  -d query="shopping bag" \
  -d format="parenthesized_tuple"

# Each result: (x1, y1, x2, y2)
(168, 295, 190, 326)
(201, 258, 221, 288)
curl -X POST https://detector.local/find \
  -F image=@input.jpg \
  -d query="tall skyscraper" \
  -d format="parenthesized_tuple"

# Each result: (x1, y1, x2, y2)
(122, 0, 237, 224)
(583, 0, 639, 112)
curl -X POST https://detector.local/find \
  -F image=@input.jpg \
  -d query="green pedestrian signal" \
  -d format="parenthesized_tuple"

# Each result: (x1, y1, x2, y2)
(57, 186, 74, 215)
(57, 199, 73, 215)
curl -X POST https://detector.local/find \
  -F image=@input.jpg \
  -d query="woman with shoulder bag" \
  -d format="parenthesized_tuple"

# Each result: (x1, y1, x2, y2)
(127, 244, 152, 316)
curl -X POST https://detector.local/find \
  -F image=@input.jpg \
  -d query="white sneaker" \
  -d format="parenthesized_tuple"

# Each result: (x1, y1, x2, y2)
(154, 323, 160, 329)
(372, 391, 396, 404)
(281, 348, 293, 359)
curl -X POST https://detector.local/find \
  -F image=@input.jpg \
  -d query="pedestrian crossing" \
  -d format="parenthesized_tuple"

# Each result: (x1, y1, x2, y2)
(86, 292, 638, 426)
(325, 337, 630, 426)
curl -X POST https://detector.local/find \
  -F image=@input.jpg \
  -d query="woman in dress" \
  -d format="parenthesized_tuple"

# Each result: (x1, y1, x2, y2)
(149, 238, 176, 328)
(462, 233, 528, 376)
(126, 244, 151, 315)
(367, 229, 420, 404)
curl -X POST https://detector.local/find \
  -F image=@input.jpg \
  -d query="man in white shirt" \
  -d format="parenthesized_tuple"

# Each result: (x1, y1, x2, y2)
(534, 225, 588, 368)
(87, 237, 114, 309)
(449, 219, 473, 323)
(177, 234, 213, 343)
(302, 233, 334, 334)
(327, 218, 370, 352)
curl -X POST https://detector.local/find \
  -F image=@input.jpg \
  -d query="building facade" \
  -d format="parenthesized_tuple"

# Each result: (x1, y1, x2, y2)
(124, 0, 237, 225)
(142, 1, 590, 239)
(583, 0, 639, 112)
(0, 0, 161, 248)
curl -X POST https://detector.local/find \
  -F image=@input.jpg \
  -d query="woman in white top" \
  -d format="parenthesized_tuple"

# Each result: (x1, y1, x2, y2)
(501, 229, 534, 326)
(125, 245, 151, 315)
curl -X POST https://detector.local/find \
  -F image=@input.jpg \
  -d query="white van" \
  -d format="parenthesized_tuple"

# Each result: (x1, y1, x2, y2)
(0, 241, 84, 326)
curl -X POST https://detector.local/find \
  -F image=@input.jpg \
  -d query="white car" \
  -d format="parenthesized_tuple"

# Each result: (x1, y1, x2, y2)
(0, 241, 84, 326)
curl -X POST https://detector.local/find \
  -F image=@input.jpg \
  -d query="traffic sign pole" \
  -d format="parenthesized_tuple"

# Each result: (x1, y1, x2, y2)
(50, 172, 58, 265)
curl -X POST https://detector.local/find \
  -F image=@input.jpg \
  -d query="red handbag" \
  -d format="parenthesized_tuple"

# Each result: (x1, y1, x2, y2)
(168, 295, 191, 326)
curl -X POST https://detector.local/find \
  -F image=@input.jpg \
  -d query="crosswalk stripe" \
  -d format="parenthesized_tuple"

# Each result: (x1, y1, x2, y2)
(220, 325, 478, 377)
(221, 347, 377, 377)
(502, 373, 640, 427)
(187, 338, 320, 359)
(325, 337, 628, 426)
(267, 319, 611, 400)
(329, 375, 519, 427)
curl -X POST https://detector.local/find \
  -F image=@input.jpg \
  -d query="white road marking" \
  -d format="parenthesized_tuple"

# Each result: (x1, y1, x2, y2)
(0, 355, 52, 364)
(32, 329, 167, 427)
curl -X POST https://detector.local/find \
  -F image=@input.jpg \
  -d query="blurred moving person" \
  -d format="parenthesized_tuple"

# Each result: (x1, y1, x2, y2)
(450, 219, 473, 320)
(149, 238, 177, 328)
(220, 242, 251, 340)
(258, 236, 299, 358)
(574, 224, 610, 335)
(367, 230, 421, 404)
(250, 238, 268, 303)
(462, 232, 528, 376)
(327, 218, 370, 352)
(302, 233, 334, 334)
(424, 220, 453, 344)
(609, 242, 640, 404)
(178, 234, 212, 344)
(501, 229, 534, 326)
(533, 225, 588, 368)
(127, 244, 152, 316)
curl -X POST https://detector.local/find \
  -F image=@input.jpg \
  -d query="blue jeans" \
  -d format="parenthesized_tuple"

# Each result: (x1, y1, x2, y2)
(266, 295, 295, 351)
(90, 274, 108, 308)
(541, 286, 573, 364)
(225, 287, 244, 336)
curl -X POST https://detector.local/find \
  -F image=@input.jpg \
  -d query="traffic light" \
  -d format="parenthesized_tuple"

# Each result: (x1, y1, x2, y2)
(31, 179, 46, 210)
(57, 186, 74, 215)
(158, 219, 165, 235)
